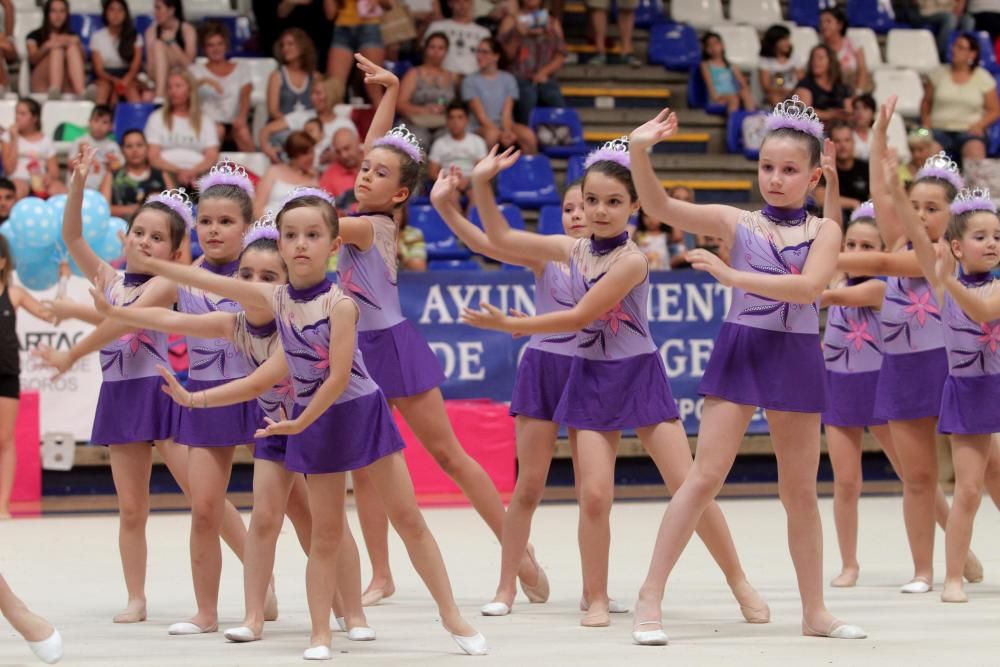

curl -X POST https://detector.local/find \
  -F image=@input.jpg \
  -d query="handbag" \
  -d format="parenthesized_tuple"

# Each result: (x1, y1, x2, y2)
(381, 1, 418, 45)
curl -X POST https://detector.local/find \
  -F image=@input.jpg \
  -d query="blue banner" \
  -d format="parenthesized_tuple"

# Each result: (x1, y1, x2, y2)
(399, 270, 768, 435)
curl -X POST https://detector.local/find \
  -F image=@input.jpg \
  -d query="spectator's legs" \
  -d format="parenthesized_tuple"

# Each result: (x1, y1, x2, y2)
(151, 41, 169, 98)
(924, 13, 957, 61)
(477, 125, 500, 148)
(47, 48, 66, 96)
(65, 44, 86, 96)
(96, 79, 114, 105)
(231, 122, 256, 153)
(963, 137, 987, 161)
(124, 79, 143, 103)
(512, 123, 538, 155)
(11, 180, 29, 200)
(590, 8, 608, 64)
(618, 9, 636, 63)
(328, 47, 355, 100)
(515, 77, 538, 126)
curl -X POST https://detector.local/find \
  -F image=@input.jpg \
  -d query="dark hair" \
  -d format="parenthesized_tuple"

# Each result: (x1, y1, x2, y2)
(132, 201, 188, 251)
(807, 44, 843, 88)
(0, 235, 14, 286)
(638, 208, 669, 233)
(17, 98, 42, 132)
(91, 104, 114, 121)
(582, 160, 638, 202)
(947, 208, 1000, 242)
(373, 145, 423, 204)
(564, 178, 582, 192)
(198, 19, 230, 51)
(954, 32, 981, 69)
(200, 183, 254, 226)
(0, 178, 15, 194)
(854, 93, 876, 114)
(446, 100, 469, 115)
(820, 7, 848, 36)
(243, 236, 279, 255)
(276, 28, 317, 73)
(760, 24, 791, 58)
(478, 37, 507, 69)
(119, 128, 146, 146)
(845, 216, 883, 248)
(155, 0, 188, 50)
(424, 31, 450, 51)
(38, 0, 72, 44)
(285, 130, 316, 159)
(701, 31, 729, 66)
(276, 195, 340, 237)
(762, 127, 822, 166)
(102, 0, 137, 63)
(828, 119, 853, 136)
(911, 175, 958, 202)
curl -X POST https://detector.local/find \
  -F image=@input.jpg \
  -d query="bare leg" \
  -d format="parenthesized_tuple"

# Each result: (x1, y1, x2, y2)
(303, 473, 347, 652)
(352, 468, 394, 605)
(0, 574, 56, 642)
(512, 124, 538, 155)
(285, 473, 312, 551)
(48, 48, 65, 94)
(95, 79, 113, 105)
(942, 434, 991, 603)
(982, 435, 1000, 510)
(108, 444, 154, 623)
(65, 43, 86, 95)
(334, 520, 369, 632)
(617, 9, 635, 56)
(328, 47, 355, 100)
(0, 397, 17, 518)
(826, 425, 864, 586)
(590, 8, 608, 57)
(151, 41, 168, 98)
(574, 429, 618, 626)
(887, 417, 938, 588)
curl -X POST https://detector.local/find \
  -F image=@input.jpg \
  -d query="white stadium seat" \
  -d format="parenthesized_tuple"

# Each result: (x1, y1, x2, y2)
(41, 100, 96, 154)
(728, 0, 784, 31)
(791, 26, 818, 69)
(713, 24, 761, 70)
(185, 0, 238, 19)
(670, 0, 724, 30)
(847, 27, 884, 71)
(0, 99, 15, 129)
(886, 28, 940, 74)
(873, 67, 924, 118)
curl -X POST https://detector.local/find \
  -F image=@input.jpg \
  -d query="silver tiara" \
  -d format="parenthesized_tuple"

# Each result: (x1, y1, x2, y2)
(915, 150, 964, 191)
(765, 94, 824, 141)
(583, 135, 630, 169)
(146, 187, 195, 230)
(242, 209, 280, 249)
(951, 187, 997, 215)
(197, 157, 255, 195)
(373, 124, 424, 162)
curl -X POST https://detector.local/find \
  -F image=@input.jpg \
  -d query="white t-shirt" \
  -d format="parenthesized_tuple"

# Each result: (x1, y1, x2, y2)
(424, 19, 490, 76)
(144, 109, 219, 170)
(429, 131, 488, 175)
(68, 134, 123, 190)
(89, 27, 143, 70)
(188, 61, 251, 125)
(11, 134, 55, 180)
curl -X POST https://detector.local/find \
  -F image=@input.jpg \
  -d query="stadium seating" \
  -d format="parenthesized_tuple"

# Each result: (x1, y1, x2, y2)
(788, 0, 819, 28)
(670, 0, 724, 31)
(848, 0, 897, 33)
(846, 27, 884, 71)
(790, 26, 818, 69)
(113, 103, 158, 142)
(429, 259, 480, 271)
(496, 155, 561, 208)
(647, 22, 700, 71)
(728, 0, 783, 31)
(408, 205, 470, 260)
(530, 107, 589, 158)
(469, 204, 527, 232)
(712, 24, 760, 71)
(538, 205, 564, 235)
(873, 68, 924, 118)
(42, 101, 95, 154)
(886, 29, 940, 75)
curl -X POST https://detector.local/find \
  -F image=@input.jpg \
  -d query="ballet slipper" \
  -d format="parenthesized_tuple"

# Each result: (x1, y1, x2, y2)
(26, 629, 63, 664)
(830, 568, 859, 588)
(450, 631, 488, 655)
(580, 606, 611, 628)
(580, 597, 629, 613)
(335, 616, 347, 632)
(113, 601, 147, 623)
(941, 581, 968, 603)
(518, 545, 549, 604)
(480, 601, 511, 616)
(900, 576, 933, 594)
(631, 620, 668, 646)
(731, 579, 770, 624)
(347, 626, 376, 641)
(263, 584, 279, 622)
(303, 644, 332, 660)
(802, 619, 867, 639)
(223, 626, 261, 642)
(167, 621, 218, 635)
(361, 581, 395, 607)
(963, 552, 984, 583)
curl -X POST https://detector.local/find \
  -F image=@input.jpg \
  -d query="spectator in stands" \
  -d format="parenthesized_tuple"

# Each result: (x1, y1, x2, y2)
(794, 44, 852, 123)
(144, 67, 220, 187)
(26, 0, 86, 98)
(68, 105, 123, 191)
(498, 0, 568, 124)
(922, 31, 1000, 163)
(398, 32, 459, 150)
(90, 0, 143, 105)
(402, 0, 443, 43)
(585, 0, 638, 68)
(818, 6, 870, 94)
(970, 0, 1000, 41)
(428, 101, 488, 197)
(816, 120, 870, 221)
(463, 37, 538, 154)
(901, 126, 940, 183)
(254, 130, 319, 217)
(101, 129, 172, 219)
(189, 21, 254, 153)
(308, 77, 359, 169)
(852, 93, 877, 160)
(918, 1, 974, 60)
(253, 0, 331, 79)
(319, 126, 363, 205)
(0, 0, 13, 96)
(699, 31, 756, 114)
(397, 206, 427, 271)
(758, 24, 800, 107)
(634, 207, 672, 270)
(145, 0, 197, 101)
(324, 0, 389, 105)
(1, 98, 65, 199)
(265, 28, 318, 160)
(0, 179, 14, 224)
(426, 0, 490, 76)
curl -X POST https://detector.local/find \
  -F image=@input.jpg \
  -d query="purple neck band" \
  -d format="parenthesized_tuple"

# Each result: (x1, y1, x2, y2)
(201, 258, 241, 276)
(246, 318, 277, 337)
(288, 277, 332, 302)
(958, 269, 992, 287)
(123, 272, 152, 286)
(762, 204, 807, 226)
(590, 231, 629, 256)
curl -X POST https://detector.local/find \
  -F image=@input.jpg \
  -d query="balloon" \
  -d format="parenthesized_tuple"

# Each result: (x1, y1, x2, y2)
(82, 188, 111, 234)
(16, 260, 59, 292)
(94, 224, 124, 262)
(106, 216, 128, 238)
(9, 233, 53, 267)
(9, 197, 58, 248)
(0, 223, 15, 246)
(46, 193, 68, 220)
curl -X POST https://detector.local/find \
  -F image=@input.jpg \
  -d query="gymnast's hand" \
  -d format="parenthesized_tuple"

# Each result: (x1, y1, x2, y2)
(31, 344, 74, 380)
(355, 53, 398, 90)
(629, 108, 678, 152)
(156, 365, 192, 407)
(471, 145, 520, 182)
(429, 165, 461, 205)
(461, 301, 510, 331)
(255, 408, 305, 437)
(687, 248, 735, 287)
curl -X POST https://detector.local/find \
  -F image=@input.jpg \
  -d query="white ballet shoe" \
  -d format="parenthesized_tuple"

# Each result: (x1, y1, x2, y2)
(580, 597, 630, 614)
(347, 626, 376, 641)
(451, 632, 488, 656)
(223, 626, 260, 643)
(335, 617, 347, 632)
(802, 620, 867, 639)
(632, 621, 669, 646)
(168, 622, 217, 635)
(900, 577, 932, 594)
(480, 601, 511, 617)
(303, 645, 332, 660)
(27, 629, 63, 664)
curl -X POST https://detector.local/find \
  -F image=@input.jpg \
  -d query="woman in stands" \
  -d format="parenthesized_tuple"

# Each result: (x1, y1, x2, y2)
(144, 67, 220, 188)
(397, 32, 458, 151)
(794, 44, 852, 124)
(145, 0, 197, 101)
(90, 0, 143, 105)
(818, 6, 870, 94)
(254, 130, 319, 218)
(26, 0, 86, 98)
(189, 21, 254, 152)
(263, 28, 319, 161)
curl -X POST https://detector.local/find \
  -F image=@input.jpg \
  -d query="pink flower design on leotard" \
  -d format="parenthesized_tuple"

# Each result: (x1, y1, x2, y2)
(120, 330, 157, 356)
(845, 318, 876, 351)
(100, 328, 166, 377)
(598, 303, 633, 335)
(824, 308, 880, 370)
(883, 280, 942, 349)
(311, 343, 330, 371)
(339, 266, 380, 310)
(978, 322, 1000, 352)
(902, 289, 940, 326)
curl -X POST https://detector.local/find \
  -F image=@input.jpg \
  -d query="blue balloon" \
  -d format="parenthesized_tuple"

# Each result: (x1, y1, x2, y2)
(106, 216, 127, 238)
(9, 234, 52, 267)
(10, 197, 58, 248)
(82, 188, 111, 234)
(95, 224, 124, 262)
(0, 223, 15, 246)
(16, 260, 59, 292)
(46, 193, 68, 220)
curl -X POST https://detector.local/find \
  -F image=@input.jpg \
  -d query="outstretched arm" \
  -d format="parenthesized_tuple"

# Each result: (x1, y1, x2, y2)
(92, 283, 236, 341)
(937, 250, 1000, 321)
(41, 298, 103, 326)
(10, 287, 56, 324)
(629, 109, 741, 244)
(470, 147, 574, 264)
(357, 55, 400, 152)
(463, 252, 646, 334)
(63, 145, 115, 286)
(837, 248, 925, 277)
(158, 354, 288, 409)
(689, 219, 842, 304)
(820, 279, 886, 308)
(885, 153, 940, 289)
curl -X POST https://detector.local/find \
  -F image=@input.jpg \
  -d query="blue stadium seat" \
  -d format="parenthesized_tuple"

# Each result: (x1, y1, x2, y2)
(134, 14, 154, 37)
(847, 0, 897, 33)
(468, 204, 527, 232)
(633, 0, 665, 29)
(496, 155, 561, 208)
(407, 205, 471, 260)
(788, 0, 819, 27)
(113, 103, 158, 142)
(529, 107, 588, 158)
(686, 65, 727, 115)
(648, 22, 699, 71)
(538, 205, 564, 235)
(566, 154, 586, 184)
(429, 259, 480, 271)
(70, 14, 103, 51)
(726, 110, 766, 160)
(947, 30, 999, 73)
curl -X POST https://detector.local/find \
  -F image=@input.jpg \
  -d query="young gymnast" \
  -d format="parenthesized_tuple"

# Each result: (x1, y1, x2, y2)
(619, 99, 866, 640)
(127, 191, 487, 659)
(0, 573, 62, 664)
(461, 143, 768, 632)
(891, 177, 1000, 603)
(89, 212, 371, 642)
(0, 236, 55, 520)
(339, 54, 541, 604)
(34, 146, 255, 626)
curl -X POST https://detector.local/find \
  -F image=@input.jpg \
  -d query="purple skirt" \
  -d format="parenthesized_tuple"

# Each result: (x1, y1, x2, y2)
(822, 369, 887, 428)
(939, 374, 1000, 434)
(358, 319, 446, 399)
(92, 375, 174, 445)
(873, 347, 948, 422)
(254, 435, 287, 463)
(553, 351, 679, 431)
(285, 390, 405, 474)
(699, 322, 827, 413)
(509, 348, 573, 421)
(173, 378, 259, 447)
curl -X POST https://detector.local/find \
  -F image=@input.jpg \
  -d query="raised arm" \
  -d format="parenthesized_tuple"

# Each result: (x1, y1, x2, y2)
(629, 109, 741, 243)
(884, 154, 939, 288)
(938, 249, 1000, 321)
(869, 96, 906, 248)
(469, 147, 574, 264)
(820, 138, 842, 227)
(820, 279, 886, 308)
(158, 353, 288, 411)
(430, 166, 543, 270)
(356, 55, 400, 152)
(690, 219, 843, 304)
(463, 252, 647, 334)
(63, 145, 115, 286)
